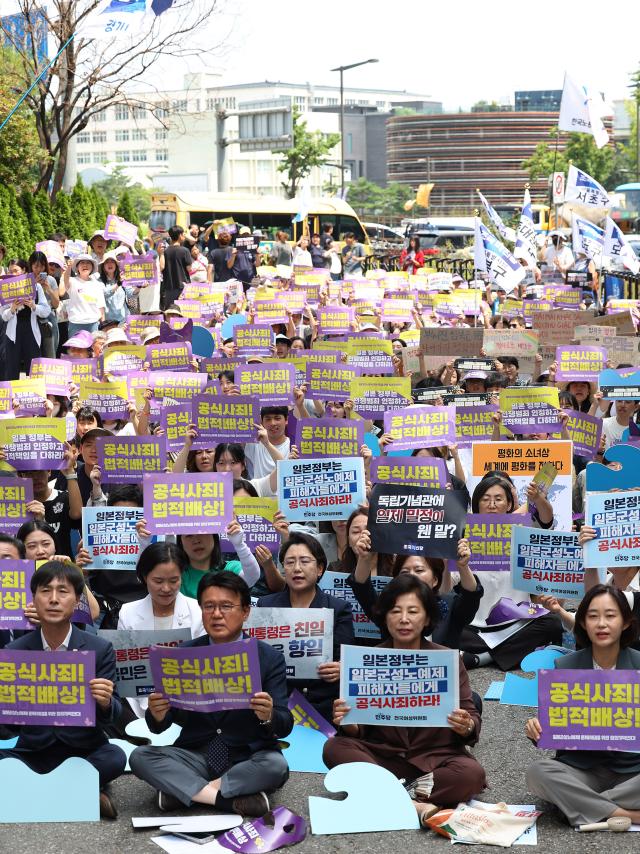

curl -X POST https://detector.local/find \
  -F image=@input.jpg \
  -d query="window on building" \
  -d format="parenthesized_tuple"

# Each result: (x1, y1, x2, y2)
(155, 128, 167, 141)
(156, 149, 168, 161)
(77, 152, 91, 164)
(358, 100, 368, 106)
(172, 99, 187, 113)
(155, 102, 169, 118)
(132, 129, 147, 141)
(93, 109, 107, 122)
(115, 129, 129, 142)
(313, 97, 324, 105)
(131, 106, 146, 120)
(132, 150, 147, 162)
(376, 100, 386, 108)
(206, 97, 217, 111)
(327, 98, 338, 105)
(224, 97, 236, 109)
(294, 96, 307, 109)
(115, 150, 130, 162)
(77, 132, 90, 144)
(345, 99, 356, 105)
(115, 104, 129, 121)
(93, 152, 108, 164)
(92, 131, 107, 144)
(346, 133, 353, 154)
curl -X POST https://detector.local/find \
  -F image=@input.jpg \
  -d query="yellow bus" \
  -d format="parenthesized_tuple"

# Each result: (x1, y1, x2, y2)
(149, 192, 370, 246)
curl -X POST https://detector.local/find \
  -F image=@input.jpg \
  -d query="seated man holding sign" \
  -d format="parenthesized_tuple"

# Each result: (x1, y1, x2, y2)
(130, 572, 293, 817)
(0, 561, 126, 818)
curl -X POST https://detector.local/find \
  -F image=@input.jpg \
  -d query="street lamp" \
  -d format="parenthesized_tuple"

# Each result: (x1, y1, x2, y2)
(330, 58, 379, 195)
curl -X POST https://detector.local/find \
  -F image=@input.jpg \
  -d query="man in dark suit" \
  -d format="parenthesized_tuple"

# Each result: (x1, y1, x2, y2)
(130, 572, 293, 817)
(0, 561, 126, 818)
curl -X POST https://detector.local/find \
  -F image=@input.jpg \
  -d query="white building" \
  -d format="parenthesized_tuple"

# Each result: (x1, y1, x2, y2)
(74, 74, 436, 195)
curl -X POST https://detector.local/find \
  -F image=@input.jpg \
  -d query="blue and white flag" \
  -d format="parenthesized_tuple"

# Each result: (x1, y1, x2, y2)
(514, 188, 538, 268)
(474, 218, 526, 294)
(565, 165, 611, 209)
(292, 183, 311, 223)
(558, 73, 611, 149)
(477, 190, 514, 242)
(76, 0, 176, 40)
(572, 215, 604, 261)
(603, 217, 640, 274)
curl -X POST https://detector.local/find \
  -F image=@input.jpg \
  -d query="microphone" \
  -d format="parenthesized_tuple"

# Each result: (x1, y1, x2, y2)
(578, 817, 631, 832)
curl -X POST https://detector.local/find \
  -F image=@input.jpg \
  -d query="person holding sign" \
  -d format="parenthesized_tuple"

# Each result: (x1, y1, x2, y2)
(325, 574, 486, 823)
(130, 572, 293, 817)
(0, 269, 51, 381)
(525, 585, 640, 827)
(62, 254, 106, 336)
(257, 533, 354, 721)
(0, 561, 126, 818)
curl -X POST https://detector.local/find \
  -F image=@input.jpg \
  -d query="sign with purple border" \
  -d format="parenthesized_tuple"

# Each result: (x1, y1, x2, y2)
(369, 457, 448, 489)
(96, 435, 167, 484)
(143, 472, 233, 535)
(0, 272, 35, 307)
(0, 418, 67, 470)
(383, 404, 456, 451)
(555, 346, 607, 382)
(0, 479, 34, 535)
(234, 363, 295, 406)
(464, 513, 532, 572)
(146, 342, 192, 372)
(0, 560, 35, 628)
(295, 418, 364, 457)
(191, 394, 260, 446)
(29, 358, 72, 396)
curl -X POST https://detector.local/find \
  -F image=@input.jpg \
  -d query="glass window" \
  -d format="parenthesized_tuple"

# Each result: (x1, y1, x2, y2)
(115, 104, 129, 121)
(132, 150, 147, 162)
(77, 132, 90, 144)
(77, 152, 91, 164)
(156, 149, 168, 162)
(93, 109, 107, 122)
(132, 129, 147, 141)
(115, 150, 130, 162)
(172, 99, 187, 113)
(131, 106, 146, 120)
(115, 129, 129, 142)
(93, 152, 108, 164)
(155, 128, 167, 141)
(92, 131, 107, 144)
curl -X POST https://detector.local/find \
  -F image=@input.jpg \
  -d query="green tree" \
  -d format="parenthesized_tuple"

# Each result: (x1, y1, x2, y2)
(275, 110, 340, 198)
(345, 179, 386, 218)
(19, 190, 46, 244)
(0, 185, 31, 257)
(52, 191, 79, 239)
(90, 186, 111, 227)
(91, 165, 131, 209)
(522, 127, 614, 186)
(34, 190, 54, 237)
(70, 178, 97, 239)
(117, 189, 140, 228)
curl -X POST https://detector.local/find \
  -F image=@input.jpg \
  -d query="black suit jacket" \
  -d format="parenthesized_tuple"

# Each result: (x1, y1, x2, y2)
(553, 646, 640, 772)
(5, 626, 121, 751)
(256, 587, 354, 708)
(146, 635, 294, 755)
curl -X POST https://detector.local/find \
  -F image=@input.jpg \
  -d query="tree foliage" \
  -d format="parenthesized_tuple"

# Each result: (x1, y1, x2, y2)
(522, 127, 615, 186)
(275, 110, 340, 199)
(343, 178, 414, 221)
(117, 189, 140, 228)
(0, 0, 222, 198)
(91, 166, 152, 222)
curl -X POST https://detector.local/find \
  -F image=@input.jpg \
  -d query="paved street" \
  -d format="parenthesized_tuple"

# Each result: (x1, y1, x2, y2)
(0, 665, 633, 853)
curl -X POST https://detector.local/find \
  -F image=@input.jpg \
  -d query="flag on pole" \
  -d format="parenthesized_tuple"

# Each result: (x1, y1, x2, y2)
(514, 188, 538, 269)
(76, 0, 176, 40)
(292, 183, 312, 224)
(603, 217, 640, 274)
(565, 165, 611, 209)
(558, 73, 611, 149)
(474, 218, 526, 294)
(476, 190, 514, 241)
(572, 215, 604, 261)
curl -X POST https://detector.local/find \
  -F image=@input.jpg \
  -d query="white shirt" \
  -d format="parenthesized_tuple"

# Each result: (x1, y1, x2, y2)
(66, 276, 106, 324)
(602, 417, 628, 450)
(245, 437, 290, 479)
(41, 625, 73, 651)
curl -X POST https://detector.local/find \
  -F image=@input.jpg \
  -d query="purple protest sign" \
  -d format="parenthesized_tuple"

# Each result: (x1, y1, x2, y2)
(0, 479, 33, 535)
(555, 346, 607, 382)
(383, 404, 456, 451)
(29, 358, 72, 396)
(0, 418, 68, 471)
(558, 409, 602, 459)
(0, 648, 96, 726)
(369, 457, 448, 489)
(11, 379, 48, 417)
(220, 497, 279, 554)
(104, 213, 138, 246)
(455, 405, 499, 447)
(64, 357, 99, 387)
(146, 341, 192, 372)
(305, 363, 358, 403)
(147, 371, 209, 403)
(538, 669, 640, 751)
(502, 403, 562, 435)
(464, 513, 532, 572)
(235, 363, 295, 406)
(295, 418, 364, 458)
(233, 324, 274, 350)
(253, 299, 288, 326)
(143, 471, 233, 535)
(149, 637, 262, 712)
(118, 253, 158, 287)
(191, 394, 260, 446)
(218, 807, 307, 853)
(160, 400, 193, 452)
(96, 435, 167, 484)
(288, 688, 336, 737)
(0, 272, 36, 307)
(79, 379, 130, 419)
(317, 306, 355, 335)
(0, 560, 35, 628)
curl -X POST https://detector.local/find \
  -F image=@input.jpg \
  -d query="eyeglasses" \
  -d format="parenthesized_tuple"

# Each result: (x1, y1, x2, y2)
(283, 557, 316, 569)
(201, 603, 243, 614)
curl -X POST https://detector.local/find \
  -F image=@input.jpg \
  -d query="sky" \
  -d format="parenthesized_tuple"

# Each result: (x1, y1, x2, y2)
(205, 0, 639, 110)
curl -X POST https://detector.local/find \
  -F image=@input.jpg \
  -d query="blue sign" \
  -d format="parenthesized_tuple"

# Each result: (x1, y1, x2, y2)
(277, 457, 365, 523)
(339, 645, 459, 727)
(510, 526, 584, 598)
(1, 10, 48, 68)
(584, 491, 640, 569)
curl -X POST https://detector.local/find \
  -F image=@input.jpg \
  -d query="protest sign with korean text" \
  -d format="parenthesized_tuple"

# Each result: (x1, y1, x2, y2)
(346, 337, 394, 375)
(191, 394, 260, 446)
(253, 299, 288, 326)
(0, 648, 96, 726)
(0, 479, 33, 535)
(149, 638, 261, 712)
(104, 214, 138, 246)
(233, 324, 273, 352)
(369, 484, 467, 559)
(147, 371, 209, 406)
(11, 378, 47, 416)
(143, 472, 233, 536)
(455, 405, 499, 447)
(220, 497, 279, 554)
(100, 629, 191, 697)
(288, 688, 336, 736)
(340, 645, 459, 727)
(295, 418, 364, 458)
(101, 345, 146, 377)
(538, 670, 640, 751)
(369, 457, 448, 489)
(66, 357, 99, 387)
(421, 326, 484, 358)
(277, 457, 365, 523)
(383, 404, 455, 451)
(317, 306, 355, 335)
(235, 363, 295, 406)
(482, 329, 540, 359)
(118, 253, 158, 287)
(318, 571, 389, 640)
(464, 513, 531, 572)
(79, 378, 130, 419)
(555, 346, 607, 382)
(553, 410, 601, 459)
(305, 363, 358, 403)
(244, 608, 333, 679)
(96, 435, 167, 484)
(0, 560, 35, 628)
(160, 399, 192, 452)
(0, 417, 67, 471)
(499, 386, 561, 435)
(350, 375, 412, 419)
(511, 527, 584, 598)
(29, 358, 72, 396)
(82, 506, 150, 570)
(146, 341, 192, 372)
(597, 368, 640, 400)
(0, 272, 35, 307)
(584, 491, 640, 569)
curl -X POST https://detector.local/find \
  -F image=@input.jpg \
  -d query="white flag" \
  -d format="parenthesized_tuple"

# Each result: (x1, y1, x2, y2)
(477, 191, 514, 242)
(76, 0, 175, 40)
(572, 215, 604, 262)
(565, 165, 611, 209)
(558, 73, 611, 149)
(514, 188, 538, 269)
(474, 218, 526, 294)
(603, 217, 640, 274)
